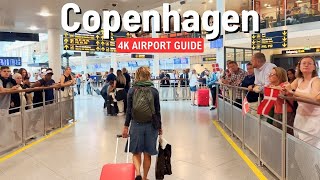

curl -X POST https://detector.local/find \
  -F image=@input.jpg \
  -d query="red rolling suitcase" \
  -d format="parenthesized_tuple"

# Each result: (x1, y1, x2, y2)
(100, 135, 135, 180)
(197, 88, 210, 106)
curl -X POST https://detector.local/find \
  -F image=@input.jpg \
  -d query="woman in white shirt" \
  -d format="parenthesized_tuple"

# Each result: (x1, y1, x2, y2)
(189, 69, 199, 106)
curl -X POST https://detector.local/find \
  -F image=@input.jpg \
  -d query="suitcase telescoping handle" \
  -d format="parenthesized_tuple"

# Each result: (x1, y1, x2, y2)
(114, 134, 130, 164)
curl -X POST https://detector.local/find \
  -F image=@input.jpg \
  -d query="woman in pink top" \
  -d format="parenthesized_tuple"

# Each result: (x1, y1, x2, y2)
(284, 56, 320, 148)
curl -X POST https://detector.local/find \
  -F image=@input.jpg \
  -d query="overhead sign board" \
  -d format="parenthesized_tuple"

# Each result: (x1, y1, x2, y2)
(251, 30, 288, 50)
(0, 57, 22, 66)
(203, 57, 216, 61)
(63, 30, 130, 52)
(282, 48, 320, 54)
(131, 54, 154, 59)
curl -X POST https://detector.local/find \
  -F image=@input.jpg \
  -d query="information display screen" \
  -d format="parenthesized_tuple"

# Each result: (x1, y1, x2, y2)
(0, 57, 22, 66)
(63, 30, 130, 52)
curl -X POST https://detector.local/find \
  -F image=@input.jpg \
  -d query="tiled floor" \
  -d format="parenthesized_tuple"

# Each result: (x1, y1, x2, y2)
(0, 95, 275, 180)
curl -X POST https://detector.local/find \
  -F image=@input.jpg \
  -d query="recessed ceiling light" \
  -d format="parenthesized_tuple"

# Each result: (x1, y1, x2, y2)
(178, 9, 181, 12)
(208, 0, 213, 3)
(29, 26, 39, 31)
(264, 4, 268, 7)
(37, 11, 52, 17)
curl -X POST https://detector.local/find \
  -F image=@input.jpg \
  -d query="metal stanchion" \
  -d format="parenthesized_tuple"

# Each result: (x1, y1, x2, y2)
(258, 93, 263, 166)
(72, 87, 76, 122)
(231, 87, 234, 137)
(216, 85, 220, 121)
(59, 90, 63, 128)
(281, 101, 288, 180)
(222, 85, 226, 129)
(20, 92, 26, 146)
(241, 89, 245, 149)
(42, 90, 46, 136)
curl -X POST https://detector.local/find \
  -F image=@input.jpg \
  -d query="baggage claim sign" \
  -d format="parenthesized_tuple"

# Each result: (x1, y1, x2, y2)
(251, 30, 288, 50)
(61, 3, 261, 53)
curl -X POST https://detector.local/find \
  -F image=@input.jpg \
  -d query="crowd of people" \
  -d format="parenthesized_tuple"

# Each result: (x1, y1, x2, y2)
(220, 52, 320, 149)
(0, 66, 75, 116)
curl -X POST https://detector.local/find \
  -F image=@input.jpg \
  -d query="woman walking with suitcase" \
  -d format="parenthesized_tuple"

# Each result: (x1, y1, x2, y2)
(122, 66, 162, 180)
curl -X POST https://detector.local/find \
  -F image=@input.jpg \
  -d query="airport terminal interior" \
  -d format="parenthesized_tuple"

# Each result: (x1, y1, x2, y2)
(1, 0, 320, 180)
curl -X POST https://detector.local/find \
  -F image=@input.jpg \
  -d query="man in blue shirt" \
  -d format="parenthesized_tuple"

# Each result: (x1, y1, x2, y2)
(207, 70, 218, 110)
(106, 68, 116, 83)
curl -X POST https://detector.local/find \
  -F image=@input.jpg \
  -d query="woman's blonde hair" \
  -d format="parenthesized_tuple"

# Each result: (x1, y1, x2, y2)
(135, 66, 151, 82)
(296, 56, 319, 78)
(116, 70, 126, 85)
(273, 67, 288, 84)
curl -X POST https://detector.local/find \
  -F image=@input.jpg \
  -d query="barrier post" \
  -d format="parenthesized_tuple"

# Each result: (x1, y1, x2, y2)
(258, 93, 263, 166)
(72, 87, 76, 122)
(222, 85, 226, 129)
(216, 85, 220, 121)
(231, 87, 234, 137)
(20, 92, 26, 145)
(281, 101, 287, 180)
(59, 90, 63, 128)
(42, 90, 46, 136)
(241, 89, 245, 149)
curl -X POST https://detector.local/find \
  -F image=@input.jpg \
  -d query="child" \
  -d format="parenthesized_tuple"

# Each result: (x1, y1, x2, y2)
(106, 81, 118, 116)
(267, 67, 295, 135)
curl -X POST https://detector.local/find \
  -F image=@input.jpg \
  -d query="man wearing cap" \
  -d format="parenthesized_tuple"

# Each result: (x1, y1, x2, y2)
(31, 69, 56, 108)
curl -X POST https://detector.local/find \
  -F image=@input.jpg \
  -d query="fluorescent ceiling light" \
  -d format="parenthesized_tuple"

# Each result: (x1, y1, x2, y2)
(29, 26, 39, 31)
(296, 0, 303, 3)
(266, 5, 272, 8)
(208, 0, 213, 3)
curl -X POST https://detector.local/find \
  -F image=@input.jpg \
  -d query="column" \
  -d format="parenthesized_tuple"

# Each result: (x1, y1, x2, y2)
(81, 51, 87, 76)
(216, 0, 225, 69)
(110, 53, 118, 71)
(48, 28, 61, 82)
(152, 16, 160, 77)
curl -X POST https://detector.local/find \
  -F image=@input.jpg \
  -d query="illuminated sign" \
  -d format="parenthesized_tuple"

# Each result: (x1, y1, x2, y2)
(252, 30, 288, 50)
(63, 30, 130, 52)
(131, 54, 154, 59)
(282, 48, 320, 54)
(0, 57, 22, 66)
(203, 57, 216, 61)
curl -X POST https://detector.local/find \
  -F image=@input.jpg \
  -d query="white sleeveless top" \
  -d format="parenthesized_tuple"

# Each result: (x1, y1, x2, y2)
(296, 77, 320, 116)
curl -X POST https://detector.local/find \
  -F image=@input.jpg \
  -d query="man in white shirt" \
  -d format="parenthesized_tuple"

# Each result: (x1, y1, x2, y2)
(249, 52, 276, 93)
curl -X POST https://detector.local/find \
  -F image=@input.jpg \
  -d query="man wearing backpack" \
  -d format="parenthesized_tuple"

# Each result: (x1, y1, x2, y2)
(122, 66, 162, 180)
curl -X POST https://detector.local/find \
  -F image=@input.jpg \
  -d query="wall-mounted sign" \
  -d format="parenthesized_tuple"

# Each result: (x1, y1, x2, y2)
(131, 54, 154, 59)
(203, 57, 216, 61)
(282, 48, 320, 54)
(251, 30, 288, 50)
(0, 57, 22, 66)
(210, 35, 223, 49)
(63, 30, 130, 52)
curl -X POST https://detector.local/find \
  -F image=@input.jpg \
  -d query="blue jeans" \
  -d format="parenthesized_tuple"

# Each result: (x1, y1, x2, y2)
(86, 84, 92, 95)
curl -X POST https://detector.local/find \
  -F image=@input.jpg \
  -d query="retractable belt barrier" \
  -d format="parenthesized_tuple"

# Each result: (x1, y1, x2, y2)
(0, 85, 75, 156)
(217, 83, 320, 180)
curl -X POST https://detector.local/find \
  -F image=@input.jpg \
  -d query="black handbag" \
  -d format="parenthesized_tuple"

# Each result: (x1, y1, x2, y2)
(115, 89, 126, 101)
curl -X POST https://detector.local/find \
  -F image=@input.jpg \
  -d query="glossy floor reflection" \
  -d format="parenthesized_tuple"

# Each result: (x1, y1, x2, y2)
(0, 95, 275, 180)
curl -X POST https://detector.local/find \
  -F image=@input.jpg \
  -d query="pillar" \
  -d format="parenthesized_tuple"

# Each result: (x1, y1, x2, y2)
(152, 16, 160, 77)
(81, 51, 87, 76)
(48, 28, 61, 82)
(110, 53, 118, 72)
(216, 0, 226, 69)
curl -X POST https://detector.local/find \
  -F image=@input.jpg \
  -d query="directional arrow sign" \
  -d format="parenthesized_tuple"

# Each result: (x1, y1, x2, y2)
(101, 41, 105, 45)
(252, 35, 256, 39)
(252, 46, 256, 50)
(101, 47, 105, 51)
(282, 31, 287, 36)
(64, 33, 69, 37)
(64, 39, 68, 43)
(252, 41, 256, 45)
(96, 41, 100, 45)
(64, 45, 69, 49)
(282, 42, 287, 47)
(96, 47, 100, 51)
(70, 39, 74, 43)
(96, 35, 100, 39)
(282, 37, 287, 41)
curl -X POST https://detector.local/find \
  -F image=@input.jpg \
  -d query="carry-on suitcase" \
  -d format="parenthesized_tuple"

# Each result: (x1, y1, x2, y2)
(197, 88, 210, 106)
(100, 135, 135, 180)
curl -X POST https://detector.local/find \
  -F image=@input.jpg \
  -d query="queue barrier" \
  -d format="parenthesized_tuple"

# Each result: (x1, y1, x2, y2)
(217, 83, 320, 180)
(0, 85, 75, 156)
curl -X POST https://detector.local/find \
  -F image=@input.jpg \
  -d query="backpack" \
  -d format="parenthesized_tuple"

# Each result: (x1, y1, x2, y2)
(132, 87, 155, 122)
